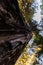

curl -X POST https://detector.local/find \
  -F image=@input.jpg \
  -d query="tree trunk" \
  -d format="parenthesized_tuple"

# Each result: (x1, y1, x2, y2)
(0, 0, 32, 65)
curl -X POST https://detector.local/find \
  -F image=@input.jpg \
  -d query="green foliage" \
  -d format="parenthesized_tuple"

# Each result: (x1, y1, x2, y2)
(18, 0, 34, 23)
(34, 34, 43, 44)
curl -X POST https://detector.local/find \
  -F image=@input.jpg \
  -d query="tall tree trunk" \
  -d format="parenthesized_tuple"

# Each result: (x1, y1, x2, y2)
(0, 0, 32, 65)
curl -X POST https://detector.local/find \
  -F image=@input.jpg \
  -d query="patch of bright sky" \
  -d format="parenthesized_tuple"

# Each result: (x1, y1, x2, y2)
(32, 0, 42, 24)
(39, 31, 43, 36)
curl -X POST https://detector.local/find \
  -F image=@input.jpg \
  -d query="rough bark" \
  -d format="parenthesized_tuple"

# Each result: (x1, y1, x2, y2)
(0, 0, 32, 65)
